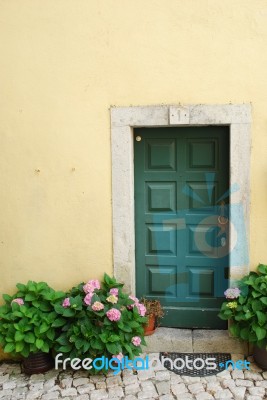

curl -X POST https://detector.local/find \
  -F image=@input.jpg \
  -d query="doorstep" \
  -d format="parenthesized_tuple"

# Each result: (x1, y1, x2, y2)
(144, 328, 249, 355)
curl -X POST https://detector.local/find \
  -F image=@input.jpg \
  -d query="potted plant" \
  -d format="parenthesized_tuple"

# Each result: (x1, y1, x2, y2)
(53, 273, 147, 373)
(218, 264, 267, 369)
(0, 281, 65, 374)
(140, 298, 164, 336)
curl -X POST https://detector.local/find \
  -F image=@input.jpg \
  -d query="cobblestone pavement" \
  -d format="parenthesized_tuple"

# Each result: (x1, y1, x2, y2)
(1, 354, 267, 400)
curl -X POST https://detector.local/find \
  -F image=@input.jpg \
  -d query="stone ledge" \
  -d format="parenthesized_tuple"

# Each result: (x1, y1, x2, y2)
(144, 328, 248, 355)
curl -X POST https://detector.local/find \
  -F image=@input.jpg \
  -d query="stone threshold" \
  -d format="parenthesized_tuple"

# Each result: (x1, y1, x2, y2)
(145, 328, 249, 355)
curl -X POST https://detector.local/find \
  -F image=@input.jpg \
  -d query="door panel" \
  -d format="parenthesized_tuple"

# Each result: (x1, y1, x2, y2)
(134, 127, 229, 329)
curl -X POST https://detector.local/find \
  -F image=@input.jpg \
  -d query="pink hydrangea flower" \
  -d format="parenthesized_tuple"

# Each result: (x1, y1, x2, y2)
(84, 292, 94, 305)
(112, 352, 124, 363)
(92, 301, 104, 311)
(129, 295, 139, 304)
(106, 308, 121, 321)
(11, 298, 24, 306)
(109, 288, 119, 296)
(62, 297, 71, 308)
(137, 303, 146, 317)
(83, 279, 100, 294)
(106, 295, 118, 304)
(128, 295, 139, 309)
(131, 336, 141, 346)
(224, 288, 241, 300)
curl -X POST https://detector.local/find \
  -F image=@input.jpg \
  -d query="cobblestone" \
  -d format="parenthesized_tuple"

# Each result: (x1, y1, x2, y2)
(230, 386, 246, 400)
(77, 383, 95, 394)
(171, 382, 189, 395)
(188, 382, 205, 394)
(0, 353, 267, 399)
(108, 386, 125, 398)
(124, 382, 140, 395)
(235, 378, 254, 387)
(213, 388, 233, 399)
(248, 386, 265, 396)
(41, 392, 60, 400)
(156, 380, 170, 395)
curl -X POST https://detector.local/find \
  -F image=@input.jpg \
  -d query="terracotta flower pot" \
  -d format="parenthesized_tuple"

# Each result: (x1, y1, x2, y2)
(22, 352, 54, 375)
(144, 314, 156, 336)
(253, 345, 267, 370)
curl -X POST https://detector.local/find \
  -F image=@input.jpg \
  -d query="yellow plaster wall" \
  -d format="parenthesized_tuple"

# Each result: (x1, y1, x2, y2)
(0, 0, 267, 315)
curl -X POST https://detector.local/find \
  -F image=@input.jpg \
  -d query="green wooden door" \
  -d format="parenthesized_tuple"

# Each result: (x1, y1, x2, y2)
(134, 127, 229, 328)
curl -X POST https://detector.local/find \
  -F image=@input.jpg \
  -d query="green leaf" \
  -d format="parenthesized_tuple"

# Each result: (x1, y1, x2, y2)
(28, 281, 37, 292)
(91, 338, 104, 350)
(252, 300, 263, 312)
(238, 296, 246, 305)
(15, 331, 24, 342)
(240, 327, 250, 340)
(83, 342, 90, 352)
(24, 309, 34, 318)
(41, 342, 49, 353)
(15, 341, 24, 352)
(20, 346, 30, 358)
(4, 343, 15, 353)
(121, 325, 132, 332)
(106, 342, 120, 354)
(258, 264, 267, 275)
(11, 302, 20, 312)
(24, 332, 35, 344)
(75, 339, 84, 350)
(229, 324, 240, 337)
(123, 343, 134, 358)
(108, 334, 120, 342)
(255, 326, 266, 341)
(57, 335, 69, 346)
(32, 301, 41, 308)
(25, 293, 36, 301)
(39, 302, 51, 312)
(52, 290, 66, 300)
(39, 324, 49, 334)
(100, 333, 108, 343)
(2, 294, 12, 302)
(256, 311, 267, 326)
(36, 339, 44, 350)
(16, 283, 26, 292)
(13, 311, 23, 318)
(52, 318, 66, 327)
(62, 308, 76, 317)
(128, 321, 140, 328)
(36, 282, 47, 292)
(260, 297, 267, 305)
(54, 303, 64, 314)
(104, 273, 112, 285)
(58, 344, 72, 353)
(46, 329, 55, 341)
(252, 290, 261, 298)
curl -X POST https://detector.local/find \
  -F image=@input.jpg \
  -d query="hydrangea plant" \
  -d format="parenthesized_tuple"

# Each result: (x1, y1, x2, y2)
(0, 281, 65, 358)
(53, 273, 147, 368)
(218, 264, 267, 348)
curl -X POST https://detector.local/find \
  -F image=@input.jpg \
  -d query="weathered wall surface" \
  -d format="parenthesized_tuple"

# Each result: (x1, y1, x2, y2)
(0, 1, 267, 304)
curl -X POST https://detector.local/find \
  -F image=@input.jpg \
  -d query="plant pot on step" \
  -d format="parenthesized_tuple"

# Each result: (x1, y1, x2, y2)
(22, 352, 54, 375)
(144, 314, 156, 336)
(253, 345, 267, 370)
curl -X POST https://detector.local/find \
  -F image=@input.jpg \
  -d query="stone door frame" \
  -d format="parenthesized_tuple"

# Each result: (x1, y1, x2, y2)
(111, 104, 252, 294)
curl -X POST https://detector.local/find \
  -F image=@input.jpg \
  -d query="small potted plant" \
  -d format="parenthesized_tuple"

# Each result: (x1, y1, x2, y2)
(0, 281, 65, 374)
(218, 264, 267, 369)
(140, 298, 164, 336)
